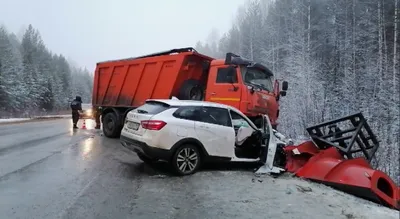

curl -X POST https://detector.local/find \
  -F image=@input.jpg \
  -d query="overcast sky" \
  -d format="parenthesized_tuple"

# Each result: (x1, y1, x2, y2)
(0, 0, 246, 70)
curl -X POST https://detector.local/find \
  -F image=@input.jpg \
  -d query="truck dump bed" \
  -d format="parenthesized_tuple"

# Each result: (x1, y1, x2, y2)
(92, 48, 213, 108)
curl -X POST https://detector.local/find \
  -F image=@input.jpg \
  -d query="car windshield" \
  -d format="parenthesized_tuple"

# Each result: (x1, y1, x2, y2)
(241, 66, 273, 92)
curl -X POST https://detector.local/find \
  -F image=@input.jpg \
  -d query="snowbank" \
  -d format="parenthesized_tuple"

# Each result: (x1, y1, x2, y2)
(195, 172, 399, 218)
(0, 118, 31, 123)
(138, 169, 399, 219)
(32, 115, 71, 119)
(0, 115, 71, 124)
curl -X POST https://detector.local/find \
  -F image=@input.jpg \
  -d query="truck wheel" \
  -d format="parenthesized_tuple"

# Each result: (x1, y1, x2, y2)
(171, 144, 201, 176)
(178, 79, 204, 100)
(102, 112, 121, 138)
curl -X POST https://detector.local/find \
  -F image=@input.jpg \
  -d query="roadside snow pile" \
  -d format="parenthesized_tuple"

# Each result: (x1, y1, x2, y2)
(142, 170, 399, 219)
(188, 171, 399, 219)
(0, 115, 71, 124)
(33, 115, 71, 119)
(0, 118, 31, 123)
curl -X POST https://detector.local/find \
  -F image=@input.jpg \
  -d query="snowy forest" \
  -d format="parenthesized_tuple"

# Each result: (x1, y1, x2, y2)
(196, 0, 399, 180)
(0, 24, 93, 118)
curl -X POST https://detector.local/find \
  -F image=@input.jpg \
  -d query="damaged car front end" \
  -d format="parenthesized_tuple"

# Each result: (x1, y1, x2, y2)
(236, 114, 293, 175)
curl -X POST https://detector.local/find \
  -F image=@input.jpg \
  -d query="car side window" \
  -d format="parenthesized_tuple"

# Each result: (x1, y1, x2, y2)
(216, 67, 238, 83)
(229, 110, 251, 129)
(197, 107, 232, 127)
(172, 106, 202, 121)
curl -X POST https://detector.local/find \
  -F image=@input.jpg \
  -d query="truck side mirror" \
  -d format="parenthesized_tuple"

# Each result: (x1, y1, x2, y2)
(280, 90, 287, 97)
(282, 81, 288, 91)
(226, 66, 237, 83)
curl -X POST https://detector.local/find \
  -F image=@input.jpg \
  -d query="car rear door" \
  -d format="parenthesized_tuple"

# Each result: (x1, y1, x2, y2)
(193, 106, 235, 158)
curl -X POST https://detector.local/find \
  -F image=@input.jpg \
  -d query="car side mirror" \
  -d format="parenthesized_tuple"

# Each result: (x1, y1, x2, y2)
(282, 81, 288, 91)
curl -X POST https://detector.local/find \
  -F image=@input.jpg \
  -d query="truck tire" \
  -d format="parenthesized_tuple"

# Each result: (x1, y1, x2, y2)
(102, 112, 121, 138)
(178, 79, 204, 100)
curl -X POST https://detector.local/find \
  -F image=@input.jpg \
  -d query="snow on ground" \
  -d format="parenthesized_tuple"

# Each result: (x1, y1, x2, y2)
(0, 115, 71, 124)
(144, 169, 399, 219)
(0, 118, 31, 123)
(33, 115, 71, 119)
(188, 171, 399, 219)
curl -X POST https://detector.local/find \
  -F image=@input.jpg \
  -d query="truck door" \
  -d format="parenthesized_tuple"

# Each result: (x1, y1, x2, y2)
(205, 66, 241, 109)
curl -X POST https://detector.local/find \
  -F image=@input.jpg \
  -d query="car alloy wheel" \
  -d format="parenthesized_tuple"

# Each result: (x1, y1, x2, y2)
(173, 144, 201, 175)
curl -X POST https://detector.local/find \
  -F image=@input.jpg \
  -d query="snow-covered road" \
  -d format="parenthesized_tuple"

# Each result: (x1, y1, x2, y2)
(0, 119, 398, 219)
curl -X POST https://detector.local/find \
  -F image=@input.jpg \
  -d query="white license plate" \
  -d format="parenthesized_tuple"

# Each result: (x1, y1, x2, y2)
(127, 121, 139, 130)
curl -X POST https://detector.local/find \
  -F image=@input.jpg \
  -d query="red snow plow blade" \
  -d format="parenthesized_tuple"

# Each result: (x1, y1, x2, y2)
(284, 113, 400, 210)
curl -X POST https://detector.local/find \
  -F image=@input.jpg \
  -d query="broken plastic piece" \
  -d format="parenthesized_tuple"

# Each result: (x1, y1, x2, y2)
(255, 165, 285, 175)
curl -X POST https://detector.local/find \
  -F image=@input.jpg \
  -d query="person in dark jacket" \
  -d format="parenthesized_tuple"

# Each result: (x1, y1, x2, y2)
(70, 96, 82, 129)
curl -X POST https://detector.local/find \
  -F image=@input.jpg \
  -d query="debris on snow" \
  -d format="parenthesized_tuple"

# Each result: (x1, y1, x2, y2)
(341, 210, 356, 219)
(296, 185, 313, 193)
(149, 174, 167, 179)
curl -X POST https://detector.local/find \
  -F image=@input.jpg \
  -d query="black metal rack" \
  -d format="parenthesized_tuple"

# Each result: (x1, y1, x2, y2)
(306, 112, 379, 163)
(224, 53, 273, 76)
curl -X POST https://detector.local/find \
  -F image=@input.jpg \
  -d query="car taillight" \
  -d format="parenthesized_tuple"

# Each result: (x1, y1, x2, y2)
(140, 120, 167, 130)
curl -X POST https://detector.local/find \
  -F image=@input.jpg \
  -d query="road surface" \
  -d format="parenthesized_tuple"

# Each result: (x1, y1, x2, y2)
(0, 119, 398, 219)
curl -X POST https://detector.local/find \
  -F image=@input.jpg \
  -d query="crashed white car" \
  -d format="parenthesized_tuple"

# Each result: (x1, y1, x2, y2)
(120, 99, 291, 175)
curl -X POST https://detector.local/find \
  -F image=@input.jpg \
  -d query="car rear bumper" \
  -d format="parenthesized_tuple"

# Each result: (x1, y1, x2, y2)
(120, 135, 172, 161)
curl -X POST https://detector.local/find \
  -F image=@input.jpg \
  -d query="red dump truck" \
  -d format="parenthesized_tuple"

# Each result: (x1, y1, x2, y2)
(92, 48, 288, 138)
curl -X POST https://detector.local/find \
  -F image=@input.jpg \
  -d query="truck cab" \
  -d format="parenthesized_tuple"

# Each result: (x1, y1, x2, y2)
(204, 53, 288, 128)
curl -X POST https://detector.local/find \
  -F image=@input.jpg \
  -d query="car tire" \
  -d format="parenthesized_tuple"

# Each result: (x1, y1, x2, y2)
(178, 79, 204, 100)
(137, 153, 156, 164)
(171, 144, 201, 176)
(102, 112, 121, 138)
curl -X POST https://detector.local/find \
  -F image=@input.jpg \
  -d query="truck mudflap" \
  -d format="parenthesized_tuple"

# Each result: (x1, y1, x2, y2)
(283, 113, 400, 210)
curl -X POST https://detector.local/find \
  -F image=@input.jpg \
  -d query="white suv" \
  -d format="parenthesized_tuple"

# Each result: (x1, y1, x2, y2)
(120, 99, 286, 175)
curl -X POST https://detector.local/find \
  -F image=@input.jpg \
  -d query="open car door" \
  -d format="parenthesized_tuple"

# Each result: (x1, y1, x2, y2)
(255, 115, 287, 174)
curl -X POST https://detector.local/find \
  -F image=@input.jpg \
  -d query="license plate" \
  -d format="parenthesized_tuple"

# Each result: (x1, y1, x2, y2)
(127, 121, 139, 130)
